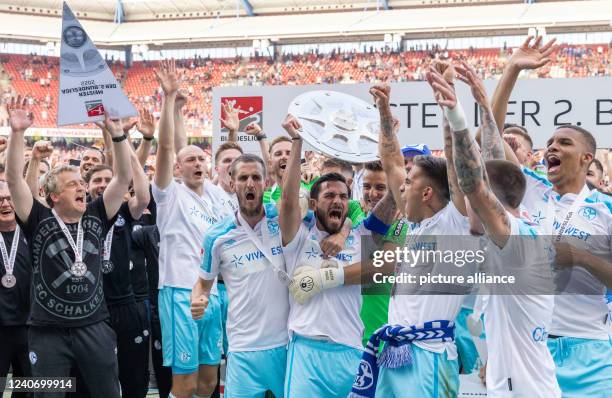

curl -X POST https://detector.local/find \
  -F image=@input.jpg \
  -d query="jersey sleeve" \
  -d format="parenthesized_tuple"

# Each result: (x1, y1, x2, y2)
(152, 180, 177, 230)
(199, 217, 234, 280)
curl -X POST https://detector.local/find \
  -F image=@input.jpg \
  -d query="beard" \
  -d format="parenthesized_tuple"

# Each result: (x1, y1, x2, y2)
(239, 198, 263, 218)
(314, 207, 345, 234)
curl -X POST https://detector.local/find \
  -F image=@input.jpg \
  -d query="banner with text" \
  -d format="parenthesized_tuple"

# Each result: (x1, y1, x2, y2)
(212, 77, 612, 158)
(57, 2, 137, 126)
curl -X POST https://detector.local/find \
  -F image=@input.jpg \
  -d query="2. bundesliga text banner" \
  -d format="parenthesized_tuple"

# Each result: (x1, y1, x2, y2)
(212, 77, 612, 158)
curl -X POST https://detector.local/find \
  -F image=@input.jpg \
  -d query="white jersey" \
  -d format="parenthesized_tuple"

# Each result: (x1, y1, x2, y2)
(482, 213, 560, 398)
(218, 188, 239, 213)
(153, 180, 233, 291)
(521, 168, 612, 340)
(199, 204, 289, 352)
(282, 220, 366, 350)
(388, 202, 470, 357)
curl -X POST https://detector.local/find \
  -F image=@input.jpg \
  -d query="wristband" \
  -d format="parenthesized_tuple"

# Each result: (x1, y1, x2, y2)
(363, 213, 391, 236)
(292, 136, 302, 141)
(111, 134, 127, 143)
(142, 136, 154, 141)
(444, 100, 468, 132)
(256, 133, 267, 141)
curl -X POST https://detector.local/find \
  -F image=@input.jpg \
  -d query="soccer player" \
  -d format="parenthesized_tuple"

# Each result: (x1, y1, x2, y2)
(0, 181, 33, 394)
(191, 153, 288, 397)
(368, 80, 470, 397)
(587, 159, 606, 191)
(440, 64, 560, 397)
(213, 142, 243, 212)
(153, 60, 233, 398)
(278, 114, 396, 397)
(502, 124, 534, 167)
(5, 96, 132, 398)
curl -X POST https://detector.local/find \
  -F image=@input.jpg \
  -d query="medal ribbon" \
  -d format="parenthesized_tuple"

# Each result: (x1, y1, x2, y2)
(0, 226, 20, 276)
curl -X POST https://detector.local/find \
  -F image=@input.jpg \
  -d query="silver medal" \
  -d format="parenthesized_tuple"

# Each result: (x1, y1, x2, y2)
(101, 260, 114, 274)
(70, 261, 88, 277)
(1, 274, 16, 288)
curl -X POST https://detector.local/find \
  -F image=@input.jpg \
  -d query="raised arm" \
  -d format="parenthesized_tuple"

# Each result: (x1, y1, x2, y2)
(428, 69, 510, 248)
(25, 140, 53, 204)
(244, 122, 270, 167)
(102, 114, 133, 220)
(279, 114, 303, 245)
(4, 96, 34, 223)
(455, 61, 507, 162)
(220, 101, 240, 143)
(153, 59, 179, 190)
(127, 144, 150, 220)
(135, 108, 155, 167)
(369, 85, 407, 215)
(173, 91, 188, 154)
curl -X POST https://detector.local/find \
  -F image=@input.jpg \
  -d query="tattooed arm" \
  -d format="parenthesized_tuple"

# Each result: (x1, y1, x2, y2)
(369, 85, 407, 215)
(427, 67, 511, 248)
(443, 109, 468, 216)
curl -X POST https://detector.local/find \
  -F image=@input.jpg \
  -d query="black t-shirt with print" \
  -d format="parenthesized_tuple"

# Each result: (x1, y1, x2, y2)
(0, 229, 32, 326)
(102, 201, 135, 306)
(18, 196, 116, 327)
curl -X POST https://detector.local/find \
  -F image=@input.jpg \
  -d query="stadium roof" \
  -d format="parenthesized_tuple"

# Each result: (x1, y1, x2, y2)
(0, 0, 609, 47)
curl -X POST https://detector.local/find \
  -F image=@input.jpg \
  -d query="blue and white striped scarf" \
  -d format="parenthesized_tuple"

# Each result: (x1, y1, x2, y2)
(348, 320, 455, 398)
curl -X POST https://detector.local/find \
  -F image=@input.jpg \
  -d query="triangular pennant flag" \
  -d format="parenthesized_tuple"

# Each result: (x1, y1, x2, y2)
(57, 2, 137, 126)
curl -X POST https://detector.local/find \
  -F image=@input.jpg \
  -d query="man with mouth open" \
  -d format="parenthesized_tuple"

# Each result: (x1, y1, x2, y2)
(152, 60, 234, 398)
(279, 114, 379, 397)
(5, 96, 133, 398)
(191, 153, 289, 397)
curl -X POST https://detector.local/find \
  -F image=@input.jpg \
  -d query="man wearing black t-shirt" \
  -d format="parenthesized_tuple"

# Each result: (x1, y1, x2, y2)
(5, 98, 132, 398)
(0, 182, 33, 398)
(83, 153, 150, 398)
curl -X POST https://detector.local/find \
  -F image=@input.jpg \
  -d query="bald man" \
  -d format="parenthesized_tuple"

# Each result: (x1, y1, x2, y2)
(152, 60, 234, 398)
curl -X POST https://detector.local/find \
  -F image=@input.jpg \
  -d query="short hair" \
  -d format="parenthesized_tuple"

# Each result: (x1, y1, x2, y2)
(83, 164, 113, 184)
(229, 153, 267, 178)
(43, 165, 80, 208)
(590, 158, 604, 174)
(81, 148, 105, 163)
(268, 136, 291, 154)
(364, 161, 384, 172)
(503, 124, 533, 150)
(556, 125, 597, 155)
(413, 155, 450, 202)
(214, 142, 243, 163)
(310, 172, 351, 200)
(485, 159, 526, 209)
(321, 158, 354, 177)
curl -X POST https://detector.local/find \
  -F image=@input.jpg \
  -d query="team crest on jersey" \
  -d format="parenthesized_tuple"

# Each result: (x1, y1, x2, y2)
(345, 234, 355, 247)
(115, 215, 126, 227)
(29, 352, 37, 365)
(578, 206, 597, 221)
(353, 360, 374, 390)
(267, 221, 279, 236)
(179, 352, 192, 363)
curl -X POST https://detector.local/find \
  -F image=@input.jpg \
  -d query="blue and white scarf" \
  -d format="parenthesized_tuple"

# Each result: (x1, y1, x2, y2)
(348, 320, 455, 398)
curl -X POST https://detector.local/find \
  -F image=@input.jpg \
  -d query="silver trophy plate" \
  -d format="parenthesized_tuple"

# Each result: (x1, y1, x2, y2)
(288, 91, 380, 163)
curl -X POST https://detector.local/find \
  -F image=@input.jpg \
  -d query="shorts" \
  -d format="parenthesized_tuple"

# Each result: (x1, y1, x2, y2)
(547, 336, 612, 397)
(454, 307, 484, 374)
(225, 346, 287, 398)
(285, 334, 361, 398)
(158, 287, 222, 375)
(375, 344, 459, 398)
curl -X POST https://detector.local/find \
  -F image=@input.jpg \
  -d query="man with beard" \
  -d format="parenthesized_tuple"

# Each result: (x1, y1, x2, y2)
(5, 96, 132, 397)
(191, 154, 289, 397)
(83, 140, 150, 398)
(79, 148, 105, 177)
(153, 60, 233, 398)
(0, 181, 33, 398)
(279, 114, 377, 397)
(366, 81, 470, 397)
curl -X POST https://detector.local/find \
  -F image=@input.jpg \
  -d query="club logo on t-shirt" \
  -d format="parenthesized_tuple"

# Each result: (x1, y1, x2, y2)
(30, 214, 105, 320)
(578, 206, 597, 221)
(114, 215, 126, 227)
(267, 221, 279, 236)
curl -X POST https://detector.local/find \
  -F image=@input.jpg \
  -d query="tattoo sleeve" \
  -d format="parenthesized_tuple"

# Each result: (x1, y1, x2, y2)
(371, 192, 397, 226)
(480, 106, 505, 161)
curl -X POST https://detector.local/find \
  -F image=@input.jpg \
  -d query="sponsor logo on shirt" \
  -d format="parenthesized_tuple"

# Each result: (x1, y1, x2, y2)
(552, 221, 591, 241)
(532, 326, 548, 342)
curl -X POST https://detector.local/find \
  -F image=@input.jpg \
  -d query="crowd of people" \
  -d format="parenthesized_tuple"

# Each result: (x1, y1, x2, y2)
(0, 42, 610, 131)
(0, 34, 610, 398)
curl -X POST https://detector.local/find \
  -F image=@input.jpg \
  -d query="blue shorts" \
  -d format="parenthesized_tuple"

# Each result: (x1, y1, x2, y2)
(158, 287, 222, 375)
(218, 282, 229, 355)
(455, 307, 485, 374)
(547, 336, 612, 397)
(225, 346, 287, 398)
(285, 334, 362, 398)
(375, 344, 459, 398)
